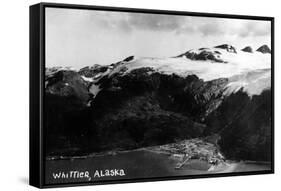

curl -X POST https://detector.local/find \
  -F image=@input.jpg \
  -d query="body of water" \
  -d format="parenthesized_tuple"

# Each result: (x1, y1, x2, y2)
(45, 149, 271, 185)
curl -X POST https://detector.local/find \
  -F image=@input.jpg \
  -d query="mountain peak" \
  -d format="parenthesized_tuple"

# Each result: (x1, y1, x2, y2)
(241, 46, 253, 53)
(123, 55, 135, 62)
(214, 44, 237, 53)
(256, 45, 271, 54)
(177, 47, 226, 63)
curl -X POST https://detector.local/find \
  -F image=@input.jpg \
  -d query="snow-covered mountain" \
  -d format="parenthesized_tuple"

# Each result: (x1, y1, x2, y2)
(44, 44, 272, 162)
(69, 44, 271, 98)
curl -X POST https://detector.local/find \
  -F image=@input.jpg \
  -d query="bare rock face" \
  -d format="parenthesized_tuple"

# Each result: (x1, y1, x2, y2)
(179, 49, 226, 63)
(79, 65, 109, 78)
(241, 46, 253, 53)
(257, 45, 271, 54)
(123, 55, 135, 62)
(214, 44, 237, 53)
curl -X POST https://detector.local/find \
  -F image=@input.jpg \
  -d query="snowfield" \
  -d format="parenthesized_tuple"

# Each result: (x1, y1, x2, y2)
(113, 48, 271, 81)
(106, 48, 271, 96)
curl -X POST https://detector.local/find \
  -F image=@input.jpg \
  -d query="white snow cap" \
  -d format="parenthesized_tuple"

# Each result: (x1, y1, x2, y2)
(111, 47, 270, 81)
(109, 45, 271, 96)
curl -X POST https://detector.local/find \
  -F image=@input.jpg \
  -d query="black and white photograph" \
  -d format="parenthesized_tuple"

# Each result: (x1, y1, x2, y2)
(2, 0, 281, 190)
(39, 4, 273, 187)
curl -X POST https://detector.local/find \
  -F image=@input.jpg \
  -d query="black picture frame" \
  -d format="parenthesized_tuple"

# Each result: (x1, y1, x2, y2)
(30, 2, 274, 188)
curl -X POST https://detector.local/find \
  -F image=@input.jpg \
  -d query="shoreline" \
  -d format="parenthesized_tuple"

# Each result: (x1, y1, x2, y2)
(45, 147, 270, 167)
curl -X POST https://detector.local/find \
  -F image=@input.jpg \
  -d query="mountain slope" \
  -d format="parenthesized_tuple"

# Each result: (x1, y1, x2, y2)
(44, 44, 272, 161)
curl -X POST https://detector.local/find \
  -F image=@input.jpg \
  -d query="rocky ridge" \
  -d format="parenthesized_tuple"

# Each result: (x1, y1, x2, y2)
(257, 45, 271, 54)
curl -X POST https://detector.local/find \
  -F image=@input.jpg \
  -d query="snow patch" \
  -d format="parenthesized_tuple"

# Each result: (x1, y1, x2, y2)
(81, 75, 94, 82)
(224, 69, 271, 96)
(89, 84, 101, 98)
